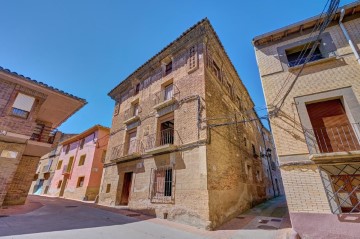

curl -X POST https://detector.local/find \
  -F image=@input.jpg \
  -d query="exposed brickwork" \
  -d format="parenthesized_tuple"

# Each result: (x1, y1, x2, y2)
(100, 19, 282, 229)
(254, 8, 360, 238)
(3, 155, 40, 206)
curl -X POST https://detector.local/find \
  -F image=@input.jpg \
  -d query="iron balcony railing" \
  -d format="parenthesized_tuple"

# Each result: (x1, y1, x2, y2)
(143, 128, 176, 151)
(154, 84, 180, 106)
(304, 123, 360, 154)
(124, 105, 141, 121)
(30, 124, 58, 144)
(288, 53, 324, 67)
(110, 140, 143, 160)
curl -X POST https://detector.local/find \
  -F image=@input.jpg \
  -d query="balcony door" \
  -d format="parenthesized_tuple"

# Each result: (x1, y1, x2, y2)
(164, 84, 174, 101)
(159, 119, 174, 146)
(306, 99, 359, 153)
(127, 131, 137, 155)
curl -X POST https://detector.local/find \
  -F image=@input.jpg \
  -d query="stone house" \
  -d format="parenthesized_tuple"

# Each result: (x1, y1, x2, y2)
(48, 125, 109, 201)
(99, 18, 281, 229)
(0, 67, 86, 206)
(253, 2, 360, 238)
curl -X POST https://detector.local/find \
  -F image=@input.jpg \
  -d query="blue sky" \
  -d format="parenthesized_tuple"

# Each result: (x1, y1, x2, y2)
(0, 0, 354, 133)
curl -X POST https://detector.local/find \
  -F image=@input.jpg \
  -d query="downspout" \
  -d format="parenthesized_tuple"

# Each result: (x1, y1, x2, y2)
(339, 8, 360, 64)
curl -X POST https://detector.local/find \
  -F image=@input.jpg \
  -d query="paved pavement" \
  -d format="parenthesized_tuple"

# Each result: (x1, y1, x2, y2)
(0, 195, 292, 239)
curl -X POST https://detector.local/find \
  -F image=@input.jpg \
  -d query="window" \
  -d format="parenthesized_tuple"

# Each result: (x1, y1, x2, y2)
(164, 84, 174, 101)
(135, 83, 140, 95)
(252, 144, 257, 157)
(65, 145, 70, 154)
(77, 176, 85, 187)
(106, 184, 111, 193)
(78, 154, 86, 166)
(79, 138, 85, 150)
(286, 41, 323, 67)
(114, 101, 120, 116)
(101, 150, 107, 163)
(11, 93, 35, 119)
(57, 180, 62, 189)
(150, 166, 174, 202)
(165, 61, 172, 75)
(211, 61, 221, 81)
(126, 130, 137, 155)
(132, 103, 139, 116)
(244, 137, 247, 147)
(1, 150, 18, 158)
(57, 160, 63, 170)
(188, 45, 198, 71)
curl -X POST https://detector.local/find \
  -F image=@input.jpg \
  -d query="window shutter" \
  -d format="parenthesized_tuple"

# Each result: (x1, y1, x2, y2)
(13, 93, 35, 111)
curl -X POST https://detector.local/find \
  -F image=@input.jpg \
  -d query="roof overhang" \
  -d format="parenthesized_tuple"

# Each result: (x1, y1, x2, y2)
(253, 2, 360, 46)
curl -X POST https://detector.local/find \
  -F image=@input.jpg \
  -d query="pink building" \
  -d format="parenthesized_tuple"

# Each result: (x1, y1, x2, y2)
(48, 125, 109, 201)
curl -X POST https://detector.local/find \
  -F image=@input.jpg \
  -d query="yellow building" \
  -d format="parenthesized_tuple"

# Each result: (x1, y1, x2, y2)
(253, 2, 360, 238)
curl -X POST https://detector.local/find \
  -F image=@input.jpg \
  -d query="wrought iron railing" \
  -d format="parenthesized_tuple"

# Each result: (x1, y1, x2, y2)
(143, 128, 176, 151)
(154, 84, 180, 106)
(319, 164, 360, 214)
(288, 53, 324, 67)
(124, 105, 141, 121)
(110, 140, 143, 160)
(304, 123, 360, 154)
(30, 124, 58, 144)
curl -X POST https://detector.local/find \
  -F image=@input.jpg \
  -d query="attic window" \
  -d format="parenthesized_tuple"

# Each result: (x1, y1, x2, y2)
(135, 83, 140, 95)
(286, 41, 324, 67)
(165, 61, 173, 75)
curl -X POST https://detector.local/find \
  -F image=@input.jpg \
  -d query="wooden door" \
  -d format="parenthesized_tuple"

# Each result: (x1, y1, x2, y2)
(120, 172, 133, 205)
(306, 99, 359, 153)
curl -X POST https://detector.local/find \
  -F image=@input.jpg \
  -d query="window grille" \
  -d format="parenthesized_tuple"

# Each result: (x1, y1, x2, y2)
(188, 45, 198, 71)
(319, 164, 360, 214)
(149, 166, 175, 203)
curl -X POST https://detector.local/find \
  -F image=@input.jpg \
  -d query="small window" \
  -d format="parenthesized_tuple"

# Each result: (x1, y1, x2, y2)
(11, 93, 35, 119)
(188, 45, 198, 71)
(244, 137, 247, 147)
(211, 61, 221, 80)
(135, 83, 140, 95)
(106, 184, 111, 193)
(65, 145, 70, 154)
(132, 103, 139, 116)
(77, 176, 85, 187)
(286, 41, 323, 67)
(78, 154, 86, 166)
(101, 150, 107, 163)
(57, 160, 63, 170)
(79, 139, 85, 150)
(165, 61, 172, 75)
(252, 144, 256, 155)
(57, 180, 62, 188)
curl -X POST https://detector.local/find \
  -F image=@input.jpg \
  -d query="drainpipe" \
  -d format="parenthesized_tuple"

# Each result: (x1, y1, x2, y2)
(339, 8, 360, 64)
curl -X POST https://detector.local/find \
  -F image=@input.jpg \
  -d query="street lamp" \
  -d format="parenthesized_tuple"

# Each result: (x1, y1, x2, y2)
(265, 147, 276, 197)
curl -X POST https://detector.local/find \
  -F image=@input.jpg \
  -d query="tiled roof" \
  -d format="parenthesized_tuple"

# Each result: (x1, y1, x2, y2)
(108, 17, 255, 107)
(0, 66, 87, 103)
(108, 18, 209, 97)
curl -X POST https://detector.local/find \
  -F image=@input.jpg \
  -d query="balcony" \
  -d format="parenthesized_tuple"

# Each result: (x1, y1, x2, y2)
(123, 106, 141, 125)
(42, 165, 50, 173)
(143, 128, 178, 154)
(110, 140, 143, 162)
(30, 124, 58, 144)
(153, 84, 180, 110)
(304, 123, 360, 163)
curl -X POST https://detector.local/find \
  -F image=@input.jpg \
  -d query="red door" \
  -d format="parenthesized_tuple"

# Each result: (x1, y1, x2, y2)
(120, 172, 133, 205)
(331, 175, 360, 213)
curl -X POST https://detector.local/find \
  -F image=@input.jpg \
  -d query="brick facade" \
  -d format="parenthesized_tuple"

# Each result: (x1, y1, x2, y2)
(0, 68, 86, 207)
(99, 19, 282, 229)
(254, 3, 360, 238)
